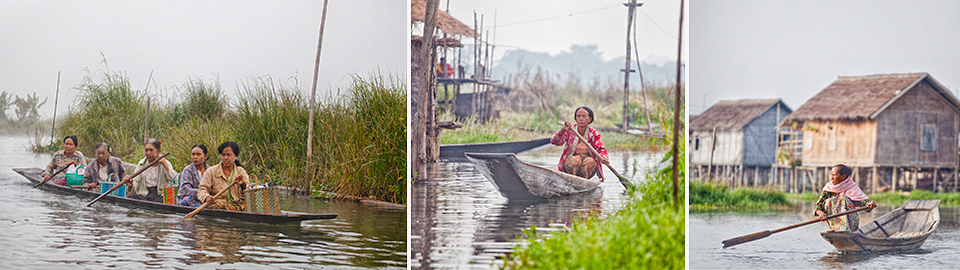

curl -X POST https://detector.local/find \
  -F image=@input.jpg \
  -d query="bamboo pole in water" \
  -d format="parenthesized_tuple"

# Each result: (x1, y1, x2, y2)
(51, 71, 60, 141)
(306, 0, 330, 194)
(671, 0, 684, 205)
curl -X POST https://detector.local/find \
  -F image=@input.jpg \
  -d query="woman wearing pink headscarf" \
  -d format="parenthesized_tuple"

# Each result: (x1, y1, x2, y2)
(814, 164, 878, 232)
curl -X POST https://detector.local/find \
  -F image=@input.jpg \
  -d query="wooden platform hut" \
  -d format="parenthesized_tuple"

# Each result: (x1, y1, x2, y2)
(778, 73, 960, 193)
(690, 99, 792, 186)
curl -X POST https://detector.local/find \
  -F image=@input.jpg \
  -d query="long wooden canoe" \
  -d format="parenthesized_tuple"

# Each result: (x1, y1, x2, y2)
(15, 167, 337, 224)
(440, 138, 551, 162)
(821, 199, 940, 253)
(464, 152, 599, 201)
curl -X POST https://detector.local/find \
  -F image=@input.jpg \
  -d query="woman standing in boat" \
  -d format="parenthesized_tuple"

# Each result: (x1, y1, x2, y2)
(43, 135, 85, 186)
(815, 164, 877, 232)
(551, 106, 609, 181)
(177, 144, 210, 207)
(81, 142, 126, 192)
(125, 138, 177, 202)
(198, 141, 249, 211)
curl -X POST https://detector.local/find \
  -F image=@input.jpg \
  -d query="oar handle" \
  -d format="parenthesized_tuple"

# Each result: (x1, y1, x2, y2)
(33, 162, 75, 188)
(771, 206, 872, 234)
(566, 124, 630, 187)
(721, 206, 872, 248)
(86, 152, 171, 207)
(183, 180, 240, 219)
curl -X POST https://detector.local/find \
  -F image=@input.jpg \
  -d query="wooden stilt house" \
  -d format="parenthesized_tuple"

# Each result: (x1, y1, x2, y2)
(778, 73, 960, 193)
(690, 99, 792, 186)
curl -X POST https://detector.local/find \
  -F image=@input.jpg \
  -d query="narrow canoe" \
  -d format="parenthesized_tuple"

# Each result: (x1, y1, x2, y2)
(821, 199, 940, 253)
(15, 167, 337, 224)
(464, 152, 599, 200)
(440, 138, 551, 162)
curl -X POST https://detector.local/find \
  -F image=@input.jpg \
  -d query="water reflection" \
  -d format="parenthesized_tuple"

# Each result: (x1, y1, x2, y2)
(411, 149, 655, 268)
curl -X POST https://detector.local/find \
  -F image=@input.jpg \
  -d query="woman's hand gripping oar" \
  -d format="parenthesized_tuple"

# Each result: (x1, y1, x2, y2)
(33, 163, 76, 188)
(568, 126, 631, 188)
(721, 206, 871, 248)
(183, 181, 239, 219)
(86, 152, 170, 207)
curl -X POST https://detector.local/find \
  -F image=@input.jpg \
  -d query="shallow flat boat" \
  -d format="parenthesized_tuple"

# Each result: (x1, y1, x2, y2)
(821, 199, 940, 253)
(464, 152, 599, 200)
(16, 168, 336, 224)
(440, 138, 551, 162)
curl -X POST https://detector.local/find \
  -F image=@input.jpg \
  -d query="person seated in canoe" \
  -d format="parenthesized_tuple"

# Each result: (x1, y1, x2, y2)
(551, 106, 610, 180)
(198, 141, 249, 211)
(43, 135, 85, 186)
(81, 142, 126, 192)
(815, 164, 877, 232)
(124, 138, 177, 202)
(177, 144, 210, 207)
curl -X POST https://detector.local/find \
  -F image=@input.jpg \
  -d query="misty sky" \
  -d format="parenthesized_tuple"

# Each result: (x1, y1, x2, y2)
(440, 0, 688, 67)
(0, 0, 406, 118)
(690, 0, 960, 115)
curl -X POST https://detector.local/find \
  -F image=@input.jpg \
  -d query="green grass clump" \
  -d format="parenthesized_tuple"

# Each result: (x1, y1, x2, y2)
(51, 71, 406, 204)
(506, 115, 684, 269)
(855, 190, 960, 206)
(690, 181, 793, 210)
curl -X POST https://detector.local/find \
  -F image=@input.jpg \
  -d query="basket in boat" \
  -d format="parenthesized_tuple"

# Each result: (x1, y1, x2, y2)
(66, 165, 85, 187)
(161, 185, 178, 205)
(99, 181, 126, 197)
(245, 185, 280, 214)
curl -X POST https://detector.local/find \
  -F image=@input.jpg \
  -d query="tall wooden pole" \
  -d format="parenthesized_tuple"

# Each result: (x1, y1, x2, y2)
(306, 0, 330, 192)
(622, 0, 637, 132)
(414, 0, 441, 180)
(631, 13, 653, 136)
(672, 0, 685, 206)
(51, 71, 60, 141)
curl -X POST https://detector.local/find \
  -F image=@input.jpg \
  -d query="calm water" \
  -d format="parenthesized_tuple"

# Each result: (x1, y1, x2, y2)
(0, 136, 406, 269)
(411, 148, 656, 269)
(690, 202, 960, 269)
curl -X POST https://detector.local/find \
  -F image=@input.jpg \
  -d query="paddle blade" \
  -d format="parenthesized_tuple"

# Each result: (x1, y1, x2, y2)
(722, 230, 772, 248)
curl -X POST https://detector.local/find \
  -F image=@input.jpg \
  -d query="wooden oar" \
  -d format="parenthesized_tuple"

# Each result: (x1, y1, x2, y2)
(568, 126, 631, 188)
(721, 206, 871, 248)
(86, 152, 170, 207)
(33, 163, 75, 188)
(183, 181, 239, 219)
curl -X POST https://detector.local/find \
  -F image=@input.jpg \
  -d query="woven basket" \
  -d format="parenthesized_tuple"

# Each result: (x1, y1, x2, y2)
(245, 186, 280, 214)
(99, 181, 126, 197)
(161, 185, 178, 205)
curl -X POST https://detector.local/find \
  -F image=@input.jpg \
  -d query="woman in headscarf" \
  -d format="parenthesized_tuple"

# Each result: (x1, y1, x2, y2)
(177, 144, 210, 207)
(198, 141, 249, 211)
(81, 142, 125, 192)
(43, 135, 85, 186)
(125, 138, 177, 202)
(814, 164, 878, 232)
(550, 106, 609, 180)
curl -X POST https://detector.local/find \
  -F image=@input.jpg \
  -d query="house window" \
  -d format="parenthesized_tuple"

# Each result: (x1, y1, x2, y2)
(828, 124, 837, 151)
(694, 138, 700, 150)
(921, 125, 936, 152)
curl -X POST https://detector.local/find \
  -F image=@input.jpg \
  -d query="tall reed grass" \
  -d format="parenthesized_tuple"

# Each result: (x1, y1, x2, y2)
(48, 72, 406, 204)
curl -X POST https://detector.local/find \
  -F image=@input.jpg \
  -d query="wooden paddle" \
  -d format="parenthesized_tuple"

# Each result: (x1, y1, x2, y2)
(721, 206, 871, 248)
(33, 162, 76, 188)
(183, 181, 239, 219)
(568, 125, 631, 188)
(86, 152, 170, 207)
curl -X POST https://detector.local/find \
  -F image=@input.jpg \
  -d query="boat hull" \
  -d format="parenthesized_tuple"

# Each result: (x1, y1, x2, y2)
(820, 199, 940, 253)
(15, 168, 336, 224)
(465, 152, 599, 200)
(440, 138, 551, 162)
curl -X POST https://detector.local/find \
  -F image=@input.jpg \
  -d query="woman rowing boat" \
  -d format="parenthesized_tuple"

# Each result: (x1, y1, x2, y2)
(177, 144, 210, 207)
(81, 142, 125, 192)
(551, 106, 609, 180)
(198, 141, 249, 211)
(43, 135, 85, 186)
(815, 164, 877, 232)
(125, 138, 177, 202)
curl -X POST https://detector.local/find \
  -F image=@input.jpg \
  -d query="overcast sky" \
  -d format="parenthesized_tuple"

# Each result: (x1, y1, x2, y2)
(690, 0, 960, 115)
(440, 0, 688, 66)
(0, 0, 406, 118)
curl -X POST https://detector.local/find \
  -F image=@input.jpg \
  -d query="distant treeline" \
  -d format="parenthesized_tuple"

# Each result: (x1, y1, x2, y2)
(0, 91, 49, 134)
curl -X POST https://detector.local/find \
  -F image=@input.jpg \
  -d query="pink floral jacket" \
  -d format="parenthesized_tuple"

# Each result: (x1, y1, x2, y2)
(550, 125, 608, 180)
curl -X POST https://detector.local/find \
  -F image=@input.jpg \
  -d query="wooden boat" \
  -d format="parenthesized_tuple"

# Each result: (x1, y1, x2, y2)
(464, 152, 599, 200)
(15, 168, 336, 224)
(440, 138, 551, 162)
(820, 199, 940, 253)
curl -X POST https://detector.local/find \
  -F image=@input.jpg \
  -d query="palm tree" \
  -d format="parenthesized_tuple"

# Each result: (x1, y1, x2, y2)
(15, 92, 47, 123)
(0, 91, 14, 121)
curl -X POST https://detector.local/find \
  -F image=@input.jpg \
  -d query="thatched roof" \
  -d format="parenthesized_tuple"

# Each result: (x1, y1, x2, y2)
(411, 35, 463, 47)
(781, 73, 960, 125)
(690, 99, 787, 131)
(411, 0, 476, 37)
